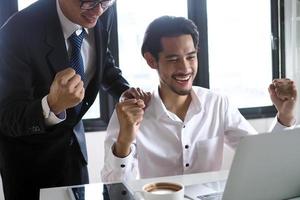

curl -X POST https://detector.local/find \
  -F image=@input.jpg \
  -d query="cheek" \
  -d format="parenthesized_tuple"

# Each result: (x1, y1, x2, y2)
(158, 69, 173, 82)
(188, 60, 198, 74)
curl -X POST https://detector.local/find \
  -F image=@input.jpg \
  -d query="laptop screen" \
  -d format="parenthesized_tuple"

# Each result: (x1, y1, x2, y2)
(222, 128, 300, 200)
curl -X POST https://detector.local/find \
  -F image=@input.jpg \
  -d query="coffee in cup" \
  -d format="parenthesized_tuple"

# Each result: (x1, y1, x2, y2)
(135, 182, 184, 200)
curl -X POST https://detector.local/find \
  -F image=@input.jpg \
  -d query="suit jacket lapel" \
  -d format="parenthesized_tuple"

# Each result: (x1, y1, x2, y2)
(44, 0, 69, 74)
(94, 20, 107, 81)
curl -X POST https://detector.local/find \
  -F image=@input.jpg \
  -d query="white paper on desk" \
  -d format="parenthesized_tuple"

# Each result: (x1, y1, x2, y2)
(184, 184, 217, 199)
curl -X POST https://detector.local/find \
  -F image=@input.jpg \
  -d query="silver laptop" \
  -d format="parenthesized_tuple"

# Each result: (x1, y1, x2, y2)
(191, 128, 300, 200)
(222, 128, 300, 200)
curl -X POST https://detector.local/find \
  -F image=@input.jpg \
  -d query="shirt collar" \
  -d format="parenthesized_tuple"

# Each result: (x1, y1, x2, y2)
(149, 86, 202, 120)
(56, 0, 89, 39)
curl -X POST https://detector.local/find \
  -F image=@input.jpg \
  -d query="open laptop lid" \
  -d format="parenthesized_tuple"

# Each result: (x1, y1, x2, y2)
(222, 128, 300, 200)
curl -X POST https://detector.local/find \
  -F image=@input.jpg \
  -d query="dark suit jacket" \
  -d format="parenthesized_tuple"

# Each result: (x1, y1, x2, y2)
(0, 0, 129, 190)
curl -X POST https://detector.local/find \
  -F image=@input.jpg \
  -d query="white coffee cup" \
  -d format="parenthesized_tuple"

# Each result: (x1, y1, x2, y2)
(134, 182, 184, 200)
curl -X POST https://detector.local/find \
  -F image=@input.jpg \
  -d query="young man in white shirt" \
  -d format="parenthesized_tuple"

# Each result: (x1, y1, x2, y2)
(101, 16, 297, 182)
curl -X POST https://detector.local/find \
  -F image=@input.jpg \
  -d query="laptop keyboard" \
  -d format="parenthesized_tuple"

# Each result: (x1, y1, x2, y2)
(197, 192, 223, 200)
(184, 180, 226, 200)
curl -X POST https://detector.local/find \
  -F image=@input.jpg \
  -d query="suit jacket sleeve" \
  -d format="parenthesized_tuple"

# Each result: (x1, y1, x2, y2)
(98, 7, 130, 99)
(101, 49, 130, 99)
(0, 13, 47, 138)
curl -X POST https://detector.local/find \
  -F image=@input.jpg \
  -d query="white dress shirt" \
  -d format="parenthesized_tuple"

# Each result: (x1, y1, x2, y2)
(101, 86, 290, 182)
(41, 0, 96, 125)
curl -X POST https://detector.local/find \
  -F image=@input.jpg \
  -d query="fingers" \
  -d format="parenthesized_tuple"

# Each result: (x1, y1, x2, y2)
(121, 87, 152, 109)
(67, 74, 84, 94)
(55, 68, 84, 97)
(48, 68, 85, 113)
(122, 87, 142, 100)
(116, 99, 145, 124)
(118, 99, 145, 110)
(144, 92, 152, 106)
(55, 68, 77, 85)
(271, 78, 296, 101)
(122, 87, 150, 100)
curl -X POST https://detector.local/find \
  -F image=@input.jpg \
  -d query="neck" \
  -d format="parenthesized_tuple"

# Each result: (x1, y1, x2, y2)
(159, 87, 192, 121)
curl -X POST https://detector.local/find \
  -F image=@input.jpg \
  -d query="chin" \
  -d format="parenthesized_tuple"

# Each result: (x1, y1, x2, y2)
(78, 17, 98, 28)
(82, 22, 97, 29)
(173, 88, 192, 96)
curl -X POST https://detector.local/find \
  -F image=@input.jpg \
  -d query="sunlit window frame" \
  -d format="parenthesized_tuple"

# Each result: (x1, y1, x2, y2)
(188, 0, 283, 119)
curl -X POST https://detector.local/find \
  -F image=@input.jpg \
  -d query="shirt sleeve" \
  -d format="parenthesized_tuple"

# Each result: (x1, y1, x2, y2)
(101, 110, 138, 182)
(224, 95, 297, 149)
(268, 116, 296, 132)
(41, 95, 66, 126)
(223, 96, 258, 149)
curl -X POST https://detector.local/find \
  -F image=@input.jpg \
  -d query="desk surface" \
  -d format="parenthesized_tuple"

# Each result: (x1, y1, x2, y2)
(39, 170, 300, 200)
(40, 170, 228, 200)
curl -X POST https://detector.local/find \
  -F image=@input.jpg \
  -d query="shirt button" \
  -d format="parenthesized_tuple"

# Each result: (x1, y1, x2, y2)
(85, 102, 89, 106)
(120, 164, 125, 168)
(185, 145, 189, 149)
(183, 125, 186, 128)
(185, 163, 189, 167)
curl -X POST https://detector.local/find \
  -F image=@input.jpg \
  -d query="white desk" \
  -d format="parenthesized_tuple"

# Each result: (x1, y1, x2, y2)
(40, 170, 228, 200)
(125, 170, 228, 193)
(40, 170, 300, 200)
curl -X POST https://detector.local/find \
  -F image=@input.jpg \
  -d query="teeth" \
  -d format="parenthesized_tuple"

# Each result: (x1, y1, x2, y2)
(174, 75, 191, 81)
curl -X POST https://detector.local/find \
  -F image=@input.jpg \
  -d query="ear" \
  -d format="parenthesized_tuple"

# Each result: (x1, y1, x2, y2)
(143, 52, 158, 69)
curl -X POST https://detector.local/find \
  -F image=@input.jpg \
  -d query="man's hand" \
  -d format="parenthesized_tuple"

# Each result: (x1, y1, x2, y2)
(114, 99, 145, 157)
(47, 68, 85, 114)
(121, 87, 151, 109)
(268, 78, 297, 126)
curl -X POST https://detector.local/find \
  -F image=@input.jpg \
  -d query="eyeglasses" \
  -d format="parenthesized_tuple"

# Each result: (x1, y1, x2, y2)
(80, 0, 115, 10)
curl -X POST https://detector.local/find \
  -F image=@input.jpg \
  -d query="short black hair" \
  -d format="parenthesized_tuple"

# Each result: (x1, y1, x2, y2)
(141, 15, 199, 60)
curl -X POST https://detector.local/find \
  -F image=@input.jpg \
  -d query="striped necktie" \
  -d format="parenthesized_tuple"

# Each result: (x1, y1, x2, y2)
(68, 29, 86, 114)
(69, 29, 86, 81)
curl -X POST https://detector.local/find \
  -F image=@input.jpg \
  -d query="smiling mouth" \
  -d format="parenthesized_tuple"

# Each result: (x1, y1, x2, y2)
(173, 74, 192, 82)
(82, 14, 97, 22)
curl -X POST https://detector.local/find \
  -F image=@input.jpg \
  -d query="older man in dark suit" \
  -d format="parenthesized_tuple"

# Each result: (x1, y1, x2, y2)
(0, 0, 149, 199)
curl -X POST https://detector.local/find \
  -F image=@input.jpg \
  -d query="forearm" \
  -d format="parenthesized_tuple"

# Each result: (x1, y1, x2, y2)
(102, 110, 139, 182)
(42, 95, 66, 126)
(269, 116, 296, 132)
(101, 142, 137, 182)
(114, 141, 132, 158)
(277, 112, 295, 127)
(101, 51, 130, 99)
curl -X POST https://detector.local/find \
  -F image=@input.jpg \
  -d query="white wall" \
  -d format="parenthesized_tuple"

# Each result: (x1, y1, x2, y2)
(86, 131, 107, 183)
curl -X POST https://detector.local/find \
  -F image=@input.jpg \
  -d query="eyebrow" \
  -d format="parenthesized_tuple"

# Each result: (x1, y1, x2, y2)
(164, 51, 197, 59)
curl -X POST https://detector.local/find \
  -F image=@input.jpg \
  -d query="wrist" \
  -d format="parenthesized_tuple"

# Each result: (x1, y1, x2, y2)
(113, 141, 131, 158)
(47, 95, 62, 115)
(277, 113, 295, 127)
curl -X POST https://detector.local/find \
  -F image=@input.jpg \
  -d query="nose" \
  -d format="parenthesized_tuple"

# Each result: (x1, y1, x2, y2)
(178, 58, 190, 69)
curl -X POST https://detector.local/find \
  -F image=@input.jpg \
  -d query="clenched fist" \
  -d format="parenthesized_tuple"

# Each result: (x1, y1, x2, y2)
(268, 78, 297, 126)
(47, 68, 85, 114)
(114, 99, 145, 157)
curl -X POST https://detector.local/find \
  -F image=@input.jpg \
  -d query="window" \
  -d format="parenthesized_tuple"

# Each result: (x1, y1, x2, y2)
(18, 0, 37, 10)
(116, 0, 281, 119)
(207, 0, 273, 109)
